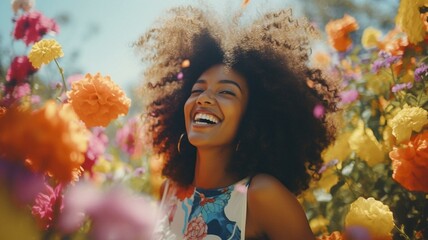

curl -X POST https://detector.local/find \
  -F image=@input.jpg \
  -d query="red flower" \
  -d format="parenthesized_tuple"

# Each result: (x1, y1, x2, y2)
(6, 56, 37, 82)
(13, 11, 59, 46)
(184, 215, 208, 240)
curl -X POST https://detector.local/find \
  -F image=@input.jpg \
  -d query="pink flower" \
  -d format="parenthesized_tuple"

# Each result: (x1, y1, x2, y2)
(115, 117, 143, 156)
(313, 104, 325, 119)
(58, 182, 102, 234)
(13, 11, 60, 46)
(0, 82, 31, 107)
(83, 127, 108, 175)
(88, 186, 156, 240)
(59, 183, 156, 239)
(339, 89, 359, 104)
(6, 56, 37, 82)
(184, 215, 208, 240)
(32, 183, 64, 230)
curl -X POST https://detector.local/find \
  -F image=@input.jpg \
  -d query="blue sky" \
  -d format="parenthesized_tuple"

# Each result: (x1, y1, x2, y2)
(0, 0, 302, 94)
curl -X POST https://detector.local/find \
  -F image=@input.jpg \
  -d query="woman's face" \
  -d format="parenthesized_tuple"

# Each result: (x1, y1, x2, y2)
(184, 64, 249, 149)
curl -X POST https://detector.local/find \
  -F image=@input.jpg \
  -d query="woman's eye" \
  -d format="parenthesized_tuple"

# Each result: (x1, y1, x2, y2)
(191, 89, 203, 94)
(219, 90, 236, 96)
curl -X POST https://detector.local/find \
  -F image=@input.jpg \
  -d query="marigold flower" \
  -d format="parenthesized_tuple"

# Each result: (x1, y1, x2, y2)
(389, 130, 428, 193)
(396, 0, 428, 44)
(13, 11, 60, 46)
(389, 106, 428, 143)
(325, 14, 359, 52)
(361, 27, 382, 49)
(349, 121, 385, 166)
(6, 56, 38, 82)
(345, 197, 394, 239)
(28, 39, 64, 69)
(67, 73, 131, 127)
(11, 0, 34, 14)
(0, 101, 89, 182)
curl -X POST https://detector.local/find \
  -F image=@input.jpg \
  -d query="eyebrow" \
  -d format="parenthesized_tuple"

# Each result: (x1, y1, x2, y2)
(195, 79, 242, 91)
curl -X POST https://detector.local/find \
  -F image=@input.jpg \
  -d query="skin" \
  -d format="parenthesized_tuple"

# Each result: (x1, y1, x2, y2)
(182, 64, 315, 239)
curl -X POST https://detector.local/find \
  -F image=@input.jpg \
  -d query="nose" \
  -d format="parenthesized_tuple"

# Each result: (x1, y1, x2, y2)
(196, 90, 215, 105)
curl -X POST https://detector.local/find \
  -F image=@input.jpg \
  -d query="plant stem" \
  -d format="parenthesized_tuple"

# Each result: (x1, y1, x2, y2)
(394, 224, 411, 240)
(54, 58, 67, 93)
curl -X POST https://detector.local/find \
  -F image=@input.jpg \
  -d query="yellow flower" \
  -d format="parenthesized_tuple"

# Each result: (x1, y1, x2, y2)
(67, 73, 131, 127)
(361, 27, 382, 49)
(395, 0, 428, 44)
(349, 121, 385, 166)
(389, 106, 428, 143)
(322, 131, 352, 162)
(345, 197, 394, 239)
(317, 168, 339, 192)
(28, 39, 64, 68)
(310, 216, 330, 235)
(0, 101, 89, 182)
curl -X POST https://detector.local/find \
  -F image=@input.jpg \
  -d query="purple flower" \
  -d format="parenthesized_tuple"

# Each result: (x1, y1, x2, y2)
(339, 89, 359, 104)
(371, 51, 401, 73)
(391, 82, 413, 93)
(344, 226, 371, 240)
(0, 160, 45, 205)
(414, 63, 428, 82)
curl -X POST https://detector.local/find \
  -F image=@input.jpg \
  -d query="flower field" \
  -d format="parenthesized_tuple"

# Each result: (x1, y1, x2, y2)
(0, 0, 427, 239)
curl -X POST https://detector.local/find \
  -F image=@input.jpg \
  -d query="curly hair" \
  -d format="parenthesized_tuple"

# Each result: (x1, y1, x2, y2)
(135, 6, 339, 195)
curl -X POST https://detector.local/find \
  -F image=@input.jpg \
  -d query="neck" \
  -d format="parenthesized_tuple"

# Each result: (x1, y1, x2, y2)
(193, 145, 239, 189)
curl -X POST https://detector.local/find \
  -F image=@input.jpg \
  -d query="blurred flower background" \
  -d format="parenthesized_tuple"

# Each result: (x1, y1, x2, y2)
(1, 0, 427, 240)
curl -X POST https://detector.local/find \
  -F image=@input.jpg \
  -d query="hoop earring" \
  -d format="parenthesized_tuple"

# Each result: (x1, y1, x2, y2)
(177, 133, 186, 154)
(235, 140, 241, 152)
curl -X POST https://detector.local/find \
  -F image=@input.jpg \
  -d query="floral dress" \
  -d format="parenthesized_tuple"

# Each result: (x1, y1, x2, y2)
(154, 177, 250, 240)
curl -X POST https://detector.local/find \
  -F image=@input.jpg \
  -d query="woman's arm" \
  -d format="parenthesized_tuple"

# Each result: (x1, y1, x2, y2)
(247, 174, 315, 240)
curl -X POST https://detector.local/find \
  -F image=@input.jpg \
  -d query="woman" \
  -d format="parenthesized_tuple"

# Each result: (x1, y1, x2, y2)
(136, 5, 339, 240)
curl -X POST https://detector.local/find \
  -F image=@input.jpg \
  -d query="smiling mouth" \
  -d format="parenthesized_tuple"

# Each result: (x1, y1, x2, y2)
(193, 113, 220, 125)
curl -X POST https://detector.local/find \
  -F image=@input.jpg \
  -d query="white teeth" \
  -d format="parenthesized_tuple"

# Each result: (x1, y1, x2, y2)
(194, 113, 220, 124)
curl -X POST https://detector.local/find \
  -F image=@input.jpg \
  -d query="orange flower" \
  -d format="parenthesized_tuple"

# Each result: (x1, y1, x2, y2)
(379, 27, 409, 56)
(316, 231, 343, 240)
(67, 73, 131, 127)
(0, 101, 89, 182)
(389, 130, 428, 193)
(325, 14, 359, 52)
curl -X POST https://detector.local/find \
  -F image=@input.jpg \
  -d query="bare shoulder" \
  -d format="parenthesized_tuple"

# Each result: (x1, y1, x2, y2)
(247, 174, 315, 240)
